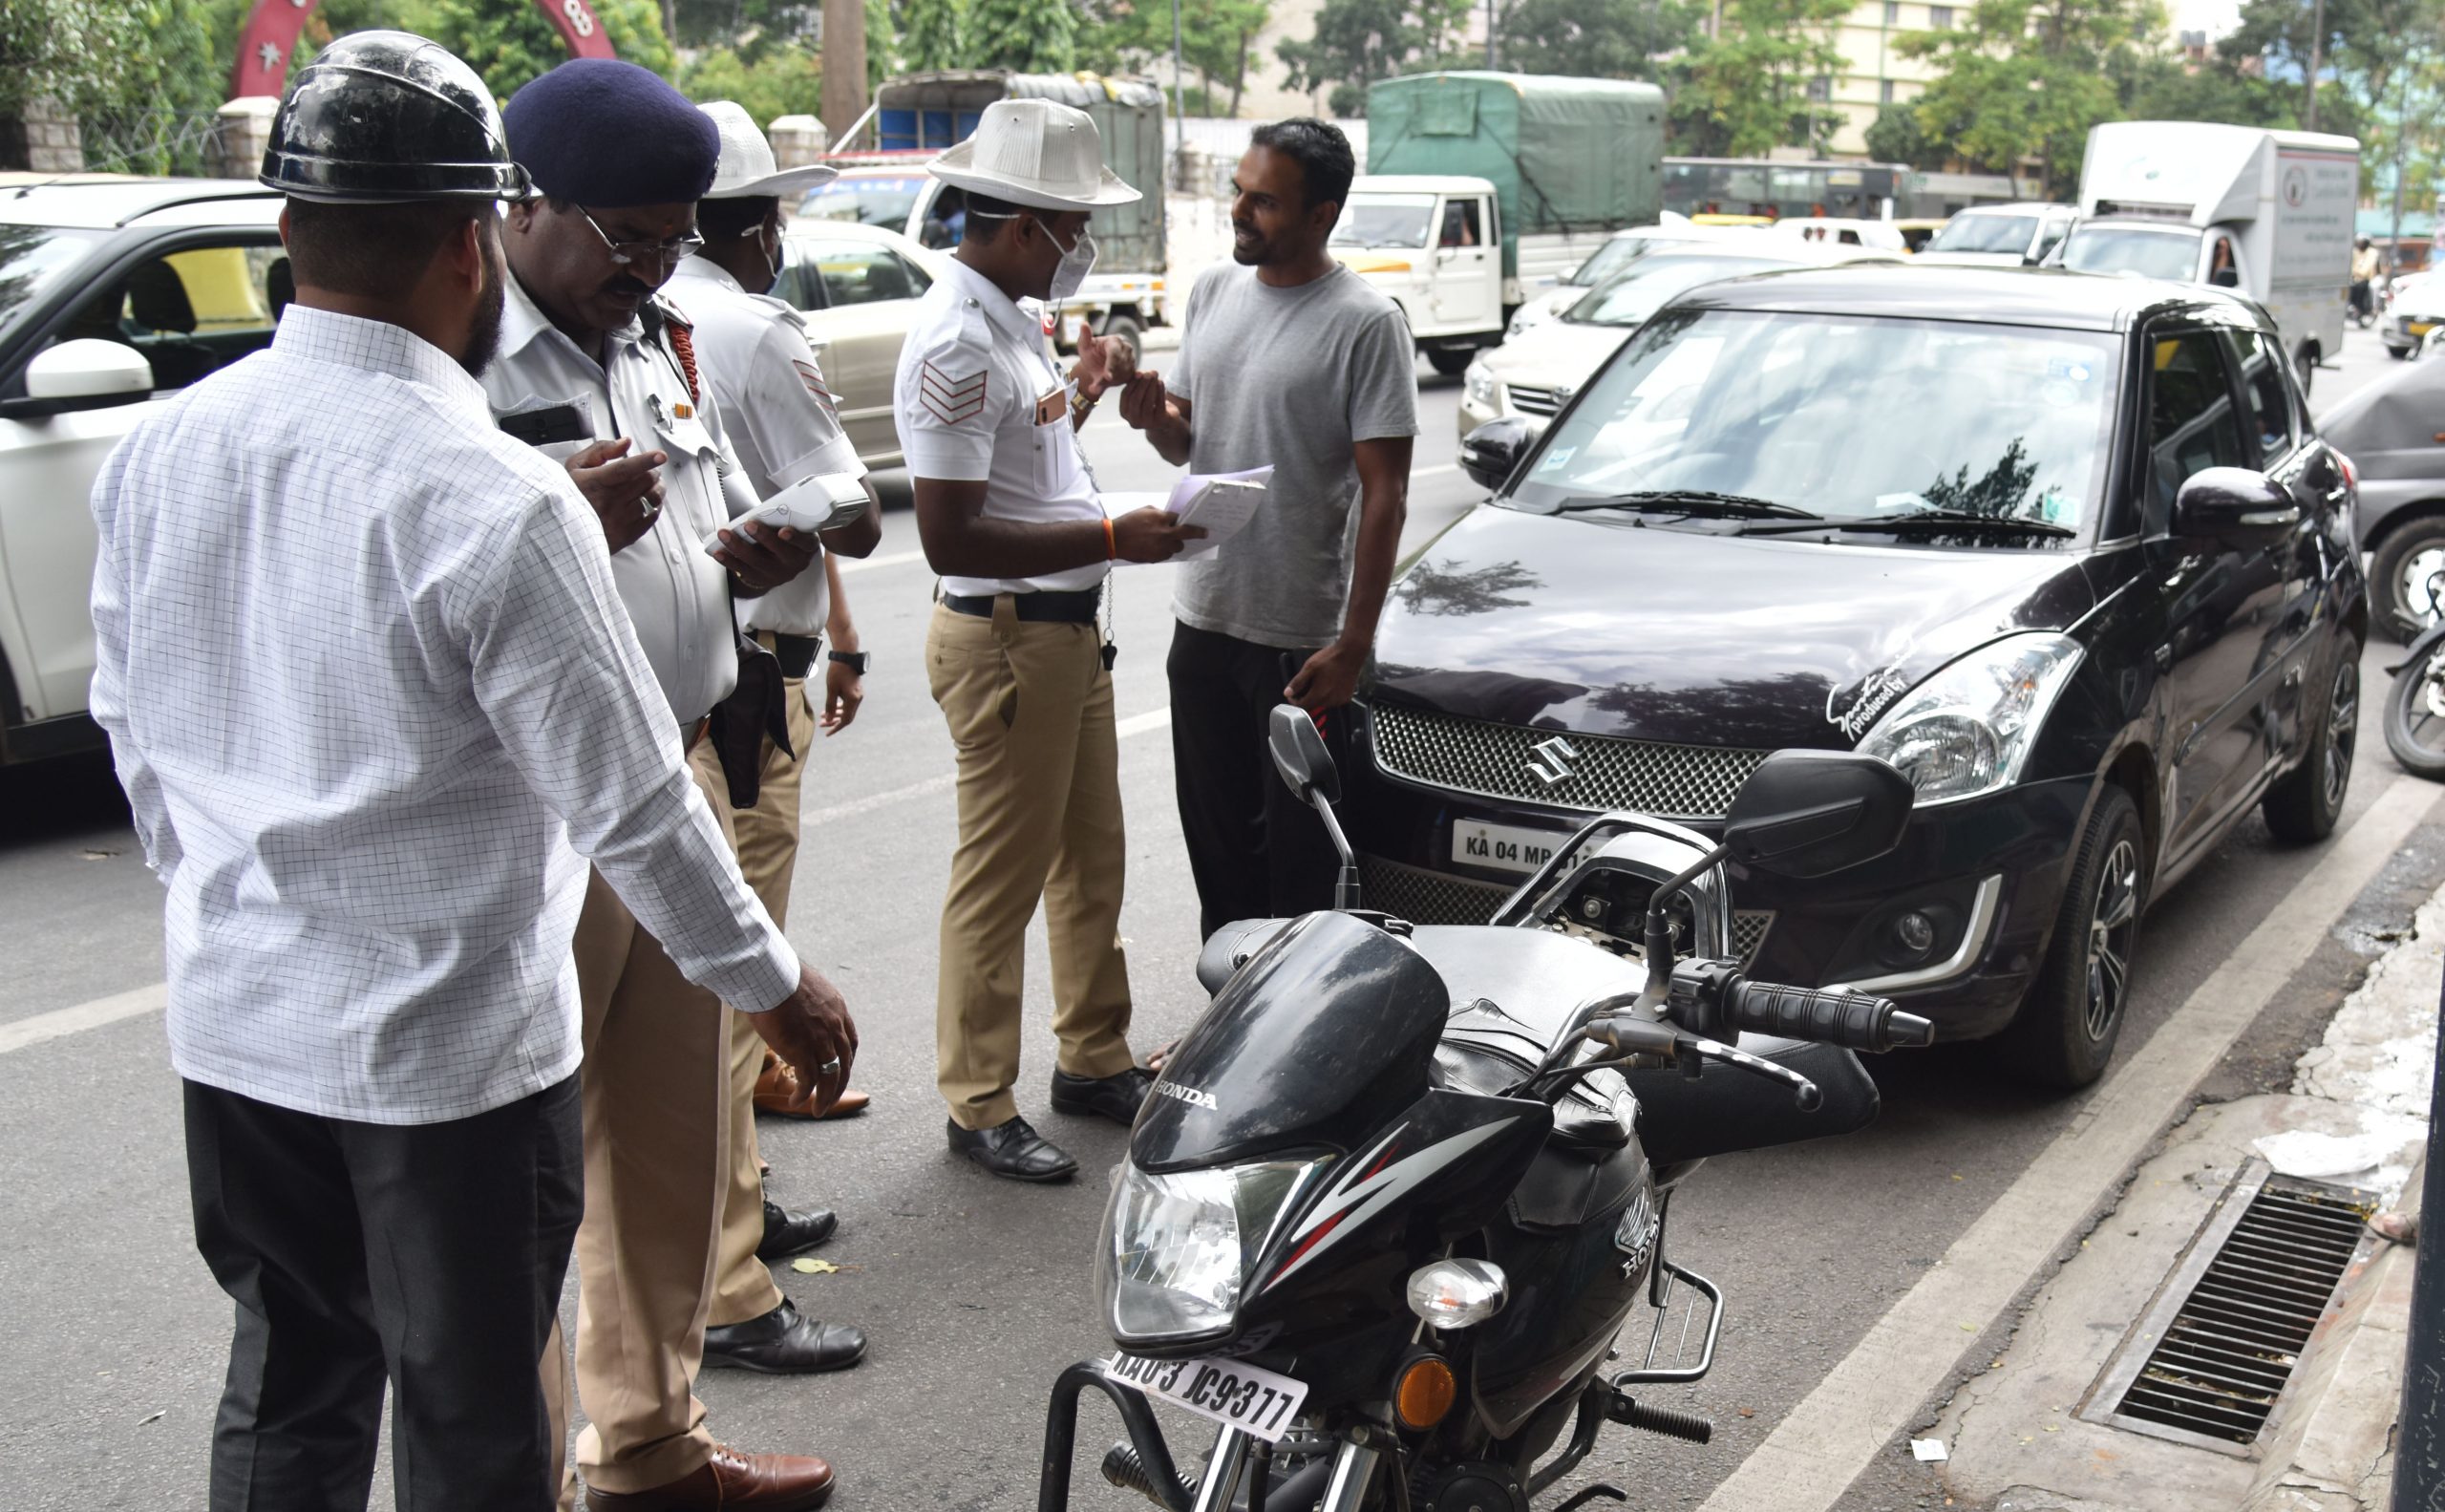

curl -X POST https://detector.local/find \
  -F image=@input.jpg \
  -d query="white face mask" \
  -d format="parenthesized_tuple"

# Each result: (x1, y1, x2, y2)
(1039, 217, 1098, 303)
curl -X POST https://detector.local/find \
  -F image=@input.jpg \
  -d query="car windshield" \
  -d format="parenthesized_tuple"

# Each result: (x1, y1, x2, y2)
(1330, 194, 1436, 250)
(1569, 236, 1678, 286)
(1929, 214, 2038, 255)
(2061, 225, 2200, 281)
(1505, 309, 2118, 542)
(1563, 255, 1789, 327)
(799, 177, 926, 228)
(0, 224, 107, 334)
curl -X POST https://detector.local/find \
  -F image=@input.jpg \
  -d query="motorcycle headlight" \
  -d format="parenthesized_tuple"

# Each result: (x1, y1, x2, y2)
(1856, 634, 2083, 804)
(1096, 1158, 1326, 1345)
(1465, 360, 1498, 407)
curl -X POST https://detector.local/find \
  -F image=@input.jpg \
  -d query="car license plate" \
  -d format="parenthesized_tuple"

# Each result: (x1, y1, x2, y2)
(2412, 320, 2435, 337)
(1453, 818, 1567, 875)
(1105, 1352, 1309, 1442)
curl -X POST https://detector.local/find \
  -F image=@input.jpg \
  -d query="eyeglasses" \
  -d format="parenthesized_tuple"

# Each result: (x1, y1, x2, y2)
(575, 205, 704, 268)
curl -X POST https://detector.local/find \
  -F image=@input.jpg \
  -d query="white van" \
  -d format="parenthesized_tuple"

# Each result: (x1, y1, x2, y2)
(2057, 122, 2358, 393)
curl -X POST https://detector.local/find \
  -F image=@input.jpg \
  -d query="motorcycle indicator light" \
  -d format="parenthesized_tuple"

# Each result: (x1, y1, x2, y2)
(1394, 1354, 1459, 1430)
(1406, 1258, 1509, 1331)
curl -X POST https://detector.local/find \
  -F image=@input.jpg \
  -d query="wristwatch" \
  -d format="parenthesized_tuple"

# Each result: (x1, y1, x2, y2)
(828, 649, 870, 676)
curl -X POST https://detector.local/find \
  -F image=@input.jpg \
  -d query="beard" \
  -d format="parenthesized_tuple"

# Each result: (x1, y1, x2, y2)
(1231, 221, 1266, 266)
(459, 221, 508, 379)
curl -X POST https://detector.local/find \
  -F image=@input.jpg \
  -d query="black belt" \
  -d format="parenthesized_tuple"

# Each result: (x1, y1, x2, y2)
(941, 587, 1101, 625)
(761, 631, 820, 679)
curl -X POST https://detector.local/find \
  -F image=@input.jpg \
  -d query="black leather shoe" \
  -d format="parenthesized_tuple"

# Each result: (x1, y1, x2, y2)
(1050, 1066, 1155, 1126)
(755, 1199, 838, 1261)
(947, 1116, 1078, 1182)
(701, 1298, 866, 1375)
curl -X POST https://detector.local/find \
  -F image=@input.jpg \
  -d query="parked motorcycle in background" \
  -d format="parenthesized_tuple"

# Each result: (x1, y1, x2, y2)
(2386, 620, 2445, 779)
(1038, 708, 1936, 1512)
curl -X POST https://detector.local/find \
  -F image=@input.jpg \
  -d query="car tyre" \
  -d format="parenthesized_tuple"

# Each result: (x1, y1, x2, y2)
(1997, 786, 2144, 1091)
(2371, 521, 2445, 642)
(2385, 642, 2445, 779)
(1427, 348, 1477, 377)
(2262, 636, 2360, 840)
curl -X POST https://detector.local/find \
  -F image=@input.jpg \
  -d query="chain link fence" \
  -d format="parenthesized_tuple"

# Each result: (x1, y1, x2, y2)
(76, 108, 234, 177)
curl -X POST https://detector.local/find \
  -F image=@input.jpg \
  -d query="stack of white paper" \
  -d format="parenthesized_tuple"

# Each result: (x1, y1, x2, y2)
(1102, 465, 1275, 562)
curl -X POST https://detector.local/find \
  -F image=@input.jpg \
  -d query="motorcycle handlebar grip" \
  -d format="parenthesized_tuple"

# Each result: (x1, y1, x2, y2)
(1724, 978, 1929, 1053)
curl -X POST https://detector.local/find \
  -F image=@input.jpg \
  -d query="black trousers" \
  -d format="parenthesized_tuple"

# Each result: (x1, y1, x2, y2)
(183, 1075, 584, 1512)
(1168, 620, 1347, 940)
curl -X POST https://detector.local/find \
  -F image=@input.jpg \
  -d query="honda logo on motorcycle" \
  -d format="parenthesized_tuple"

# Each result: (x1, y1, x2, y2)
(1155, 1079, 1219, 1112)
(1524, 736, 1582, 788)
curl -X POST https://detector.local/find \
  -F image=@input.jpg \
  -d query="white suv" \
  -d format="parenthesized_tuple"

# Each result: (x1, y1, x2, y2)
(0, 178, 285, 763)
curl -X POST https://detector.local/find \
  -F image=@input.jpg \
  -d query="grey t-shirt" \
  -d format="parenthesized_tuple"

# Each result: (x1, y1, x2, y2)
(1168, 263, 1419, 649)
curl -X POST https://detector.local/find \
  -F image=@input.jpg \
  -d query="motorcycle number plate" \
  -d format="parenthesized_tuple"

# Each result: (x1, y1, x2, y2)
(1105, 1352, 1309, 1442)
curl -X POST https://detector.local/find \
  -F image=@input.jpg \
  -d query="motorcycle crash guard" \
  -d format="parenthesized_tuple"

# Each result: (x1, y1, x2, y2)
(1626, 1036, 1880, 1166)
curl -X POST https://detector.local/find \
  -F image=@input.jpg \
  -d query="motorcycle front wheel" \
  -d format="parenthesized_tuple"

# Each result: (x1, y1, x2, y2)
(2384, 647, 2445, 780)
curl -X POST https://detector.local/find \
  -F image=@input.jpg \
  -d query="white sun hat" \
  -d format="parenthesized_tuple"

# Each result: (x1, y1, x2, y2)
(699, 99, 839, 201)
(926, 98, 1141, 212)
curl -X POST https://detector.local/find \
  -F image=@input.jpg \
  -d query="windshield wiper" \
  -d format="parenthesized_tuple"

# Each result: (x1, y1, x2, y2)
(1743, 507, 2076, 538)
(1542, 490, 1823, 521)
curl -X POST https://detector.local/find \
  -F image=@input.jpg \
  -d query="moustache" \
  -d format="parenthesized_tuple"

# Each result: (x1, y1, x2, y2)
(1232, 223, 1257, 238)
(605, 277, 654, 300)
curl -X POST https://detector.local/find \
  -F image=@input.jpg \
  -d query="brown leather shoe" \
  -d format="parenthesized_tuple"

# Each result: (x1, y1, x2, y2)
(754, 1051, 869, 1118)
(585, 1443, 835, 1510)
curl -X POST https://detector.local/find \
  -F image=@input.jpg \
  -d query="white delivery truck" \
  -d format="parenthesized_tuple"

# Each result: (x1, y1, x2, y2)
(2058, 121, 2359, 394)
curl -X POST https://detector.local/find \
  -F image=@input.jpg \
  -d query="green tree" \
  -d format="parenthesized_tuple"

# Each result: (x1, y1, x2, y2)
(1672, 0, 1855, 156)
(2224, 0, 2434, 137)
(1085, 0, 1273, 115)
(1862, 100, 1947, 166)
(681, 40, 822, 121)
(898, 0, 963, 69)
(1493, 0, 1704, 79)
(408, 0, 677, 101)
(1278, 0, 1472, 117)
(1901, 0, 2161, 196)
(1, 0, 226, 173)
(2110, 46, 2297, 128)
(965, 0, 1076, 70)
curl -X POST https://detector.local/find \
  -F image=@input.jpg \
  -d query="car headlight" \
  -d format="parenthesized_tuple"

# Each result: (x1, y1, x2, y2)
(1096, 1158, 1326, 1345)
(1465, 360, 1498, 408)
(1856, 633, 2083, 804)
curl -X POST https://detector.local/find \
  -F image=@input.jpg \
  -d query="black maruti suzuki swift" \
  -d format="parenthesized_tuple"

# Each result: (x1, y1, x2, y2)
(1344, 265, 2367, 1088)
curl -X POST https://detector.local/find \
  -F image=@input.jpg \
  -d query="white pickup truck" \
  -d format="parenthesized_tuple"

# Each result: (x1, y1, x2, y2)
(2057, 121, 2359, 394)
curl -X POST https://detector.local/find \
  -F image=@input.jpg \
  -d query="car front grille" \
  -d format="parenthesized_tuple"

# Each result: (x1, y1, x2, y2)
(1359, 855, 1775, 964)
(1370, 704, 1770, 821)
(1507, 383, 1564, 417)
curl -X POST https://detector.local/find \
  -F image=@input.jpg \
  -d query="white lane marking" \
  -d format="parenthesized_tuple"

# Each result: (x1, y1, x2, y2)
(835, 548, 928, 574)
(1698, 771, 2438, 1512)
(1414, 463, 1459, 479)
(0, 981, 166, 1057)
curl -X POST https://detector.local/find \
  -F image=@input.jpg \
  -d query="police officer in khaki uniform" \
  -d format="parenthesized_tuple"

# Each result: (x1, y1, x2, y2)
(484, 59, 846, 1512)
(894, 100, 1202, 1182)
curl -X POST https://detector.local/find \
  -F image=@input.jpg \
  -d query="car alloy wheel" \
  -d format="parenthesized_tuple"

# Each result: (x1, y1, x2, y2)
(2322, 658, 2360, 811)
(2082, 839, 2140, 1042)
(2398, 547, 2445, 633)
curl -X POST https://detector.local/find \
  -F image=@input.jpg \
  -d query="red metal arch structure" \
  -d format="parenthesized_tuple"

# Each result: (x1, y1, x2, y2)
(230, 0, 619, 99)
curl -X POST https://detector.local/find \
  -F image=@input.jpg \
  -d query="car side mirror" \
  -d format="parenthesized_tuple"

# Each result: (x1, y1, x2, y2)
(1268, 702, 1340, 805)
(1461, 415, 1533, 492)
(1723, 749, 1913, 879)
(2175, 466, 2300, 541)
(1, 339, 154, 420)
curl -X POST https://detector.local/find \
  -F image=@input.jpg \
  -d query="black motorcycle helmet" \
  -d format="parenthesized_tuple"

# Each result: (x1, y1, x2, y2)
(259, 31, 532, 203)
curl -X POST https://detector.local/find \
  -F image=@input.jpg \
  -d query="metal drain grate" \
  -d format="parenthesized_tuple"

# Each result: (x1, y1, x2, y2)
(2086, 1161, 2376, 1454)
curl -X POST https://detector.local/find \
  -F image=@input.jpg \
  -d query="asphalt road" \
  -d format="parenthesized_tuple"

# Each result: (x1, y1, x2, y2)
(0, 322, 2433, 1512)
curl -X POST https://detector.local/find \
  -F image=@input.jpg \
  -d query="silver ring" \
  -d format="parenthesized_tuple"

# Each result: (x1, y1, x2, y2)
(819, 1057, 842, 1075)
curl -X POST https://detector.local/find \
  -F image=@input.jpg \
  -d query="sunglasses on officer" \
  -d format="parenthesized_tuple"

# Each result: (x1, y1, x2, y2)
(574, 204, 705, 268)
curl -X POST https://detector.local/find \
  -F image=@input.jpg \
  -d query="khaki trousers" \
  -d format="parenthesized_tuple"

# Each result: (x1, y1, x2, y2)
(925, 599, 1136, 1131)
(710, 675, 816, 1330)
(542, 746, 735, 1500)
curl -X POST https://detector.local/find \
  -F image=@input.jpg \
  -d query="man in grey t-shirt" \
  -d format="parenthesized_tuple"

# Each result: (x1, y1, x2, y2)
(1120, 117, 1418, 938)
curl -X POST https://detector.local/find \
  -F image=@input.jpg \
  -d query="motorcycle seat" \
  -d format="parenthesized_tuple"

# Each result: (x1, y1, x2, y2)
(1196, 918, 1295, 995)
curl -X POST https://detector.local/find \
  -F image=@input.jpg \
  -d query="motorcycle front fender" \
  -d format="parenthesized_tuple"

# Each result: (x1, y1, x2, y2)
(2388, 617, 2445, 675)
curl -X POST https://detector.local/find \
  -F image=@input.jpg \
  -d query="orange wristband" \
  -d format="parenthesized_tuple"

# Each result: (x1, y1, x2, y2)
(1103, 516, 1116, 561)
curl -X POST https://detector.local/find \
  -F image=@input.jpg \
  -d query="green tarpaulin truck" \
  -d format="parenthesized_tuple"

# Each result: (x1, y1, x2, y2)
(1335, 72, 1665, 373)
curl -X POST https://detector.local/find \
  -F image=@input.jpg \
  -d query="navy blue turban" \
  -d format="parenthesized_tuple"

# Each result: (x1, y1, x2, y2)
(502, 59, 719, 207)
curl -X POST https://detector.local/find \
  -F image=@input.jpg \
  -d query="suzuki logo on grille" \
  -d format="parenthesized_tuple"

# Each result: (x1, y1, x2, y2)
(1525, 736, 1582, 788)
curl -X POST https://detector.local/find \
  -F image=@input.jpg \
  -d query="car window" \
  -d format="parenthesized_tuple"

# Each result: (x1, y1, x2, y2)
(2227, 330, 2296, 463)
(799, 241, 930, 308)
(1440, 200, 1482, 248)
(2142, 329, 2249, 535)
(42, 239, 284, 394)
(799, 176, 927, 230)
(2034, 217, 2071, 261)
(0, 224, 110, 336)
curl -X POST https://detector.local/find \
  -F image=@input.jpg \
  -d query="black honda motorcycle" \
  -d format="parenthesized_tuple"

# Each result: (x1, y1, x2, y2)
(1038, 707, 1935, 1512)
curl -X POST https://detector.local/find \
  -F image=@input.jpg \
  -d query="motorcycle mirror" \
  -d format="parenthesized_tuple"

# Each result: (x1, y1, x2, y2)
(1722, 750, 1913, 879)
(1267, 703, 1341, 806)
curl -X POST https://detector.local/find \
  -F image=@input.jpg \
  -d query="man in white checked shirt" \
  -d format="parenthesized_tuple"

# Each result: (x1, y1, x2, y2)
(83, 34, 855, 1512)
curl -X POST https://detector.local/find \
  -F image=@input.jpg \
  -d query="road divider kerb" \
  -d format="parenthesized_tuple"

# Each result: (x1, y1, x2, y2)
(1, 711, 1181, 1054)
(1696, 770, 2440, 1512)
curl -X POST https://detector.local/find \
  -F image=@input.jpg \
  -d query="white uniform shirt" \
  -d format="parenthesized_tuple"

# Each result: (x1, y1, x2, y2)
(88, 307, 799, 1126)
(891, 257, 1107, 596)
(483, 274, 757, 724)
(666, 257, 866, 634)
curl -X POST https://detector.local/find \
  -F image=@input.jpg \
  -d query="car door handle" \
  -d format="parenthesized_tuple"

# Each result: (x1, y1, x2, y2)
(2156, 645, 2174, 671)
